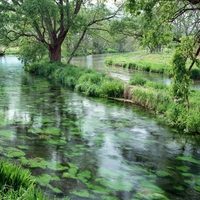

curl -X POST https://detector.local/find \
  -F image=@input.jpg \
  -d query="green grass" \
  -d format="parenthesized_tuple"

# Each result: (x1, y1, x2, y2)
(104, 51, 200, 79)
(0, 160, 47, 199)
(24, 61, 125, 98)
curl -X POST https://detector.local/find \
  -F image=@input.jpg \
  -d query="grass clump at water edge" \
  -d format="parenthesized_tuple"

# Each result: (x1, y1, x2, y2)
(0, 160, 47, 199)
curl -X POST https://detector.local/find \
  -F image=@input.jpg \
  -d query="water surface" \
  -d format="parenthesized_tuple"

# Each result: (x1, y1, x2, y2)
(1, 56, 200, 199)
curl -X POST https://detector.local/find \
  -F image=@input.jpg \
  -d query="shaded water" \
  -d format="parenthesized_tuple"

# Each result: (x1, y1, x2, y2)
(1, 56, 200, 199)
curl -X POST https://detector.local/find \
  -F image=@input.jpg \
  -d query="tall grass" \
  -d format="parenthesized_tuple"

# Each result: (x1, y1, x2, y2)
(0, 160, 47, 199)
(128, 76, 200, 133)
(24, 61, 125, 98)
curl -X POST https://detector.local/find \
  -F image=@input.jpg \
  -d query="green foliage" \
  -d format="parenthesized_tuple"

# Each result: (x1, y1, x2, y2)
(170, 48, 191, 104)
(129, 76, 147, 86)
(18, 38, 48, 64)
(0, 160, 47, 199)
(100, 78, 124, 98)
(25, 61, 124, 98)
(105, 51, 171, 74)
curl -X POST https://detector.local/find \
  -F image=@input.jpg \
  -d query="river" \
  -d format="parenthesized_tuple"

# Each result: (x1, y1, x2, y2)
(1, 55, 200, 200)
(71, 54, 200, 90)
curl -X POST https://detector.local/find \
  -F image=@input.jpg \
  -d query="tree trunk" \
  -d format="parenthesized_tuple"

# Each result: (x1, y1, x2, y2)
(49, 44, 62, 62)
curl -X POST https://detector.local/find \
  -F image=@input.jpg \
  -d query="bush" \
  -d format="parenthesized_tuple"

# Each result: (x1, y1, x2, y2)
(190, 69, 200, 80)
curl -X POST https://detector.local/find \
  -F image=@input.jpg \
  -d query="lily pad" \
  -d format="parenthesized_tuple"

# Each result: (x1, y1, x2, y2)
(71, 190, 95, 198)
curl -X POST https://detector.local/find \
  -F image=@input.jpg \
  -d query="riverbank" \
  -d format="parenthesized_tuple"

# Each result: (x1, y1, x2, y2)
(24, 61, 200, 134)
(104, 51, 200, 80)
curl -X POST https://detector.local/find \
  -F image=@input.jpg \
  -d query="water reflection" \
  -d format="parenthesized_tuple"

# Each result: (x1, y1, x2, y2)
(1, 56, 200, 199)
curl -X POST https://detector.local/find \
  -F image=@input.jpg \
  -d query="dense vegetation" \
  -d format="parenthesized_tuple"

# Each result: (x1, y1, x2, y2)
(0, 0, 200, 198)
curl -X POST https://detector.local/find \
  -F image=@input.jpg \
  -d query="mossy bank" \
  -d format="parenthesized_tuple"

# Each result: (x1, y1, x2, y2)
(24, 62, 200, 133)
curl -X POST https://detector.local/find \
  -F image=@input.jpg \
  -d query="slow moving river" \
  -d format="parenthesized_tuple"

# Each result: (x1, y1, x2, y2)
(1, 55, 200, 200)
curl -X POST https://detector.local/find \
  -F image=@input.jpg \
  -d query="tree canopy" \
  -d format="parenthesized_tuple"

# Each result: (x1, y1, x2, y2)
(0, 0, 123, 62)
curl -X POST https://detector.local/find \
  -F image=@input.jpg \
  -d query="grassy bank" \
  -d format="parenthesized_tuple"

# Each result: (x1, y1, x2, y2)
(24, 61, 200, 133)
(126, 76, 200, 133)
(104, 51, 200, 79)
(0, 160, 47, 199)
(24, 61, 125, 98)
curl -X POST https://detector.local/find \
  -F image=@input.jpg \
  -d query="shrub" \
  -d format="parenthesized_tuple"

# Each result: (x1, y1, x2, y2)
(190, 69, 200, 80)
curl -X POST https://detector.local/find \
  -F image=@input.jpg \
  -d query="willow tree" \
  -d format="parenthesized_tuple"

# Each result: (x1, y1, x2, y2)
(0, 0, 122, 62)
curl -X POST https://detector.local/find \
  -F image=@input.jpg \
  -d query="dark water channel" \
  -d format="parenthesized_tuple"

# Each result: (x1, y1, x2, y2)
(1, 56, 200, 200)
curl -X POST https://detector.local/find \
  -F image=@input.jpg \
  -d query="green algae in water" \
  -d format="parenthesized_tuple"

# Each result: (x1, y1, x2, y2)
(176, 166, 190, 172)
(47, 161, 68, 171)
(19, 156, 29, 165)
(28, 127, 43, 134)
(71, 190, 95, 199)
(41, 118, 54, 123)
(4, 147, 25, 158)
(182, 172, 193, 177)
(156, 170, 170, 177)
(17, 145, 29, 150)
(27, 157, 49, 169)
(133, 192, 169, 200)
(140, 180, 164, 194)
(0, 130, 14, 138)
(176, 155, 200, 165)
(35, 174, 60, 186)
(77, 170, 92, 183)
(86, 182, 111, 195)
(194, 186, 200, 192)
(102, 196, 119, 200)
(47, 138, 66, 145)
(174, 185, 184, 191)
(43, 127, 61, 135)
(63, 162, 78, 179)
